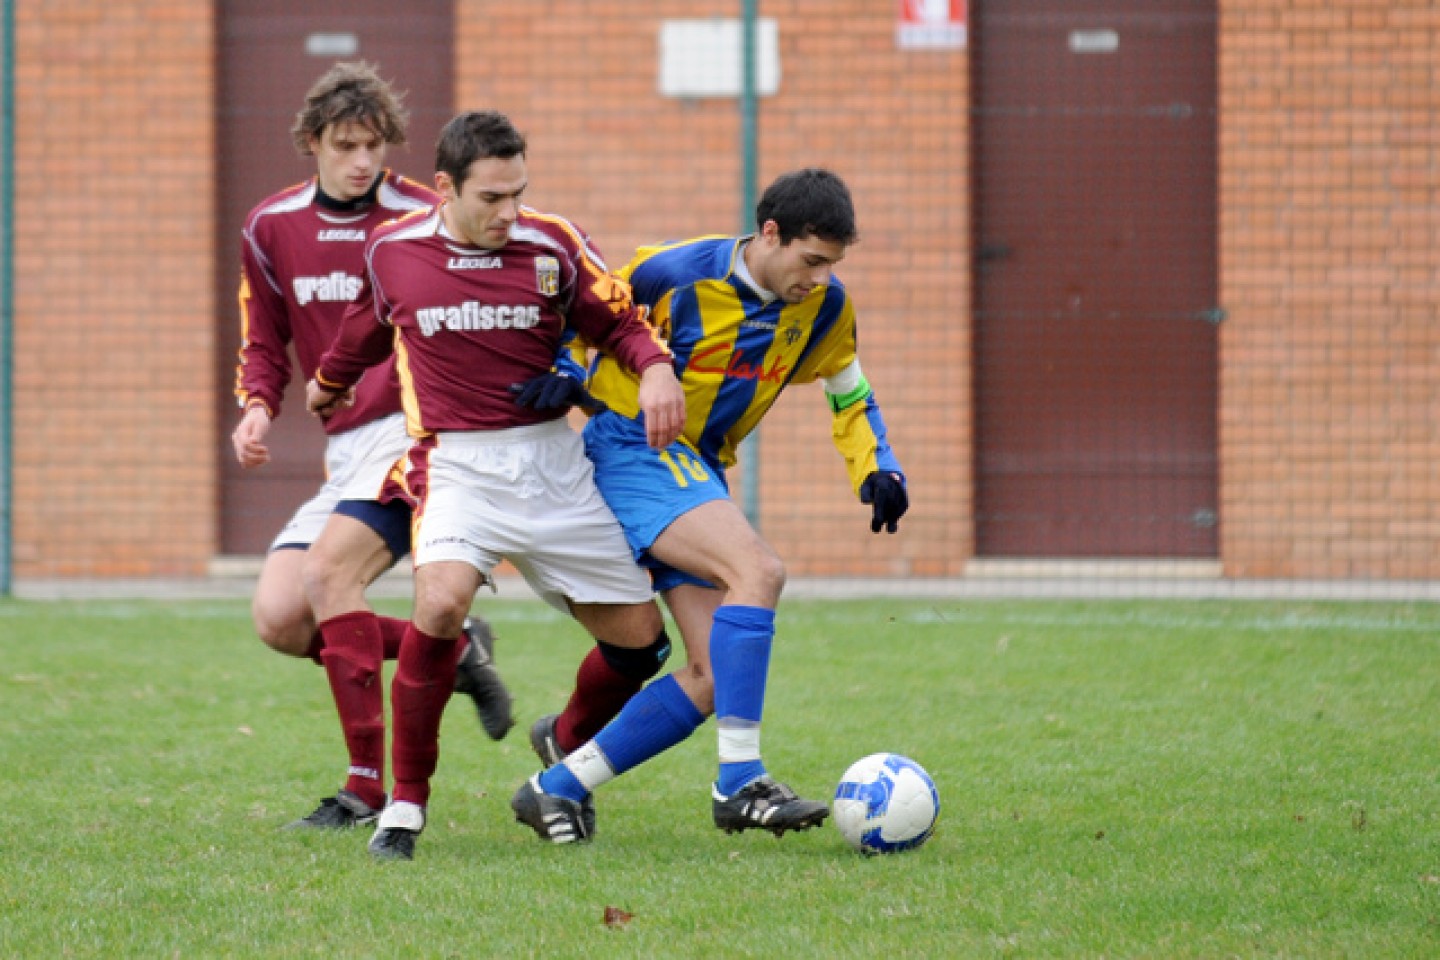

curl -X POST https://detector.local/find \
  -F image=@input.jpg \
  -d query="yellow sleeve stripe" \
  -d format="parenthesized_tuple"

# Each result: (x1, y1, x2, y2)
(233, 275, 253, 404)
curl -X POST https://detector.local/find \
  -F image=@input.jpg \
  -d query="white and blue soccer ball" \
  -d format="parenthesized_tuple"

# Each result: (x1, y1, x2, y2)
(832, 753, 939, 855)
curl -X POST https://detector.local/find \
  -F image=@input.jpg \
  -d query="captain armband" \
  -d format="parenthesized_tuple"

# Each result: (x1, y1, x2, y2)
(824, 359, 870, 412)
(829, 371, 869, 414)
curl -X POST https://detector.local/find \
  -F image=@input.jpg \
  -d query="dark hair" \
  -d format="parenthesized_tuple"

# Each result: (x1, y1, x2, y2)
(291, 61, 408, 155)
(754, 168, 858, 245)
(435, 111, 528, 190)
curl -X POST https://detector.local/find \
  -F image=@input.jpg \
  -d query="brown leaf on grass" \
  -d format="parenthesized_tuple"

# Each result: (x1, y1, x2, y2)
(1419, 875, 1440, 885)
(603, 906, 634, 929)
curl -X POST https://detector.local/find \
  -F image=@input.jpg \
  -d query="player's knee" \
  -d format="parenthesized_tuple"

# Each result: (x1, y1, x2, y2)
(746, 547, 786, 603)
(596, 629, 673, 681)
(412, 581, 470, 638)
(251, 600, 310, 657)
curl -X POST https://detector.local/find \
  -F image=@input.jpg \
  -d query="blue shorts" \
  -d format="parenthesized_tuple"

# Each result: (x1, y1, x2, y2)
(583, 410, 724, 593)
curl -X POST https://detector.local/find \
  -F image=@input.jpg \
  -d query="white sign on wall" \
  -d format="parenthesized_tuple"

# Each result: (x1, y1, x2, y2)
(897, 0, 967, 51)
(658, 19, 781, 98)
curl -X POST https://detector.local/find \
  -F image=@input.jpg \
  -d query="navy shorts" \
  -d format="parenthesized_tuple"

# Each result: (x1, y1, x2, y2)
(334, 496, 413, 561)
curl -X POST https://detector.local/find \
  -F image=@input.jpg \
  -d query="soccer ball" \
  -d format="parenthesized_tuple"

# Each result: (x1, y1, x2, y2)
(832, 753, 939, 855)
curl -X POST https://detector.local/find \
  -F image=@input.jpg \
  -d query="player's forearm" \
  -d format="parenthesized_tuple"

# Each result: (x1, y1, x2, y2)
(235, 258, 295, 417)
(831, 394, 905, 494)
(234, 345, 290, 419)
(315, 304, 393, 389)
(589, 314, 671, 377)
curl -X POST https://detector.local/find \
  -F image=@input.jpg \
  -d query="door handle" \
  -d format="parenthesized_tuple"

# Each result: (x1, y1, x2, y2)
(977, 241, 1013, 262)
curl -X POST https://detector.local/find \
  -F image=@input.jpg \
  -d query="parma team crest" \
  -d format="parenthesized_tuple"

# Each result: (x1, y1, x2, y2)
(535, 256, 560, 296)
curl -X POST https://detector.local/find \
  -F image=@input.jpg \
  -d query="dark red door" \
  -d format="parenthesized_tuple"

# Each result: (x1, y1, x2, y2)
(973, 0, 1218, 557)
(215, 1, 453, 555)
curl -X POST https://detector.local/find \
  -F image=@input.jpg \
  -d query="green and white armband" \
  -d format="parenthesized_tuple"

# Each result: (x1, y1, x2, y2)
(824, 360, 871, 413)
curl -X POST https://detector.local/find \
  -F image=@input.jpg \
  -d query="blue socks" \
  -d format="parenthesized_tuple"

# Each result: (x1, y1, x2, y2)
(710, 605, 775, 796)
(538, 604, 779, 802)
(539, 673, 704, 802)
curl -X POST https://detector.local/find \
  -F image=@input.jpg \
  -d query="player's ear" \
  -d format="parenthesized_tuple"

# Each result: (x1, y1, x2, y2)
(434, 171, 456, 200)
(758, 219, 782, 247)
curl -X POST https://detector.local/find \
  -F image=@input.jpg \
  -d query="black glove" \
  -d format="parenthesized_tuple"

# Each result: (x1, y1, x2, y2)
(859, 472, 908, 534)
(509, 373, 607, 413)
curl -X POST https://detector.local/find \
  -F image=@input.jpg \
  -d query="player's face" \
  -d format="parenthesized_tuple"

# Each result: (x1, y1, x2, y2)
(310, 121, 388, 202)
(750, 220, 847, 303)
(437, 155, 528, 250)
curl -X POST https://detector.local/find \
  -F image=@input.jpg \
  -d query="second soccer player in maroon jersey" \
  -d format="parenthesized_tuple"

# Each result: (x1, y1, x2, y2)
(230, 63, 514, 831)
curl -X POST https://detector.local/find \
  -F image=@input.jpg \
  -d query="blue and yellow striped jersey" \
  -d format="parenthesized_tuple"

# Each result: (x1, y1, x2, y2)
(587, 235, 903, 494)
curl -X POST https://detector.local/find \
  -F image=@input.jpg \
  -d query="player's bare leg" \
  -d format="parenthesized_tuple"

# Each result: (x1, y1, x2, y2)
(302, 512, 397, 624)
(650, 499, 828, 836)
(658, 582, 722, 715)
(649, 499, 786, 610)
(252, 547, 316, 658)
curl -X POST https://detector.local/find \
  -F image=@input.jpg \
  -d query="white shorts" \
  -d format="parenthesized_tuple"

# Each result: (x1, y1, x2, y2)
(410, 419, 654, 612)
(269, 413, 410, 551)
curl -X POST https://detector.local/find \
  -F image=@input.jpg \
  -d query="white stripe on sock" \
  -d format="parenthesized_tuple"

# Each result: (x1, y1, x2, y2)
(564, 740, 617, 792)
(717, 721, 762, 763)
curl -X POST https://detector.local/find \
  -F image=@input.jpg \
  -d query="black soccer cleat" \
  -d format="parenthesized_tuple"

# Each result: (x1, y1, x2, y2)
(368, 801, 425, 861)
(453, 616, 515, 741)
(712, 776, 830, 837)
(283, 789, 382, 830)
(529, 713, 568, 766)
(510, 774, 595, 844)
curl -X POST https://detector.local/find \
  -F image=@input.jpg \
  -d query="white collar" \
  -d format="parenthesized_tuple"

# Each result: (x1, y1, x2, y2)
(733, 240, 777, 305)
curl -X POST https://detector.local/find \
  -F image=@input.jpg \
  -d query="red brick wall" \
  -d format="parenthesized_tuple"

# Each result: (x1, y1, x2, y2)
(1218, 0, 1440, 577)
(13, 2, 215, 576)
(456, 0, 973, 577)
(9, 0, 1436, 581)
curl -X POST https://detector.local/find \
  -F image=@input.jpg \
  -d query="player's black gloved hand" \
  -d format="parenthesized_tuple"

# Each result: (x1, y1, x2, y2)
(509, 373, 607, 413)
(859, 471, 908, 534)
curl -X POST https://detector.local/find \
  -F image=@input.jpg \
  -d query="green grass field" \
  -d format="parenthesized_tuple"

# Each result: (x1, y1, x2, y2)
(3, 596, 1439, 958)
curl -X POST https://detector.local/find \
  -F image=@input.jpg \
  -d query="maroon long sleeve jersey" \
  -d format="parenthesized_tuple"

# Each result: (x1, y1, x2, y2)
(233, 171, 437, 435)
(315, 204, 672, 436)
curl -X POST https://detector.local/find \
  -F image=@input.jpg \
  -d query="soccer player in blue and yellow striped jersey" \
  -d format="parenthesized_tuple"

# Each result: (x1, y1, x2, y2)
(514, 169, 908, 843)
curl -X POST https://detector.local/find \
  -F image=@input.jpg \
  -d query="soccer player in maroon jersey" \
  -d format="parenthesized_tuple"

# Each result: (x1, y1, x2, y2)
(230, 63, 513, 832)
(307, 109, 687, 861)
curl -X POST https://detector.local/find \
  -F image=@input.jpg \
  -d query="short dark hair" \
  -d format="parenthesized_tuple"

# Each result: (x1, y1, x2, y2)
(435, 111, 528, 190)
(754, 168, 858, 245)
(291, 61, 409, 155)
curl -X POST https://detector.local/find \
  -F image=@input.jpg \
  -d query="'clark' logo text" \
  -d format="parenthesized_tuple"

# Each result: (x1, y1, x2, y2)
(294, 272, 362, 305)
(416, 301, 543, 337)
(687, 344, 790, 384)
